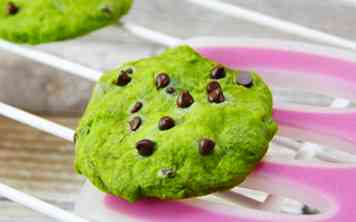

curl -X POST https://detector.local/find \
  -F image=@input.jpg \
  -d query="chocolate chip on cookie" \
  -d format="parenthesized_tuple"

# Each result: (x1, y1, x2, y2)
(208, 88, 225, 103)
(207, 81, 221, 93)
(116, 71, 132, 86)
(177, 91, 194, 108)
(131, 102, 143, 113)
(199, 138, 215, 155)
(129, 116, 142, 131)
(211, 65, 226, 79)
(156, 73, 170, 89)
(136, 139, 155, 156)
(159, 116, 175, 130)
(6, 2, 19, 15)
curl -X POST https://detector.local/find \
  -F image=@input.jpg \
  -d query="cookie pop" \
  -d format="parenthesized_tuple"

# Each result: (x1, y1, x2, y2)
(0, 0, 132, 44)
(74, 45, 277, 202)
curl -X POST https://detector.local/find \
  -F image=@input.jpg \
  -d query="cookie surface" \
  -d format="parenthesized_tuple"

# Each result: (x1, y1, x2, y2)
(75, 46, 277, 202)
(0, 0, 132, 44)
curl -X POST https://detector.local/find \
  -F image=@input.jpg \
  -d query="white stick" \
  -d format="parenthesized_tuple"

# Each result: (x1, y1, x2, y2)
(0, 183, 90, 222)
(187, 0, 356, 51)
(214, 191, 262, 208)
(0, 40, 101, 81)
(330, 98, 351, 108)
(0, 23, 179, 81)
(0, 40, 102, 81)
(121, 22, 183, 47)
(0, 102, 74, 142)
(0, 24, 172, 87)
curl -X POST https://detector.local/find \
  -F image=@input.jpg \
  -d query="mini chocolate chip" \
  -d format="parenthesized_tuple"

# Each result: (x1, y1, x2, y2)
(236, 71, 253, 87)
(159, 116, 175, 130)
(156, 73, 170, 89)
(116, 71, 131, 86)
(177, 91, 194, 108)
(131, 102, 143, 113)
(6, 2, 19, 15)
(208, 89, 225, 103)
(166, 86, 176, 94)
(199, 138, 215, 155)
(211, 65, 226, 79)
(129, 116, 142, 131)
(207, 81, 221, 93)
(136, 139, 155, 156)
(160, 168, 176, 178)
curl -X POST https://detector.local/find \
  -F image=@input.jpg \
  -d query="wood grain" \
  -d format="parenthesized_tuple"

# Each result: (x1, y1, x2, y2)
(0, 116, 84, 220)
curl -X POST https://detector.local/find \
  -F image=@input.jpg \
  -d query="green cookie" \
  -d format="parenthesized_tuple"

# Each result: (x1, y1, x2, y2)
(75, 46, 278, 202)
(0, 0, 132, 44)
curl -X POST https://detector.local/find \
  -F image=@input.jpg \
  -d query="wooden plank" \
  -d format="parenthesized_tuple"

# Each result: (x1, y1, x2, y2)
(0, 116, 84, 220)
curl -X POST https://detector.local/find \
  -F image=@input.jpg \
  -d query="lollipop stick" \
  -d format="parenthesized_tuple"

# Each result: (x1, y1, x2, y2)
(187, 0, 356, 51)
(0, 22, 176, 81)
(0, 40, 101, 81)
(0, 183, 90, 222)
(0, 102, 74, 142)
(121, 22, 183, 47)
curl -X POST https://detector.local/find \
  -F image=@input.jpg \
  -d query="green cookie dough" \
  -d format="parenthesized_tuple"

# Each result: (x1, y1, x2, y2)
(0, 0, 132, 44)
(75, 46, 278, 202)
